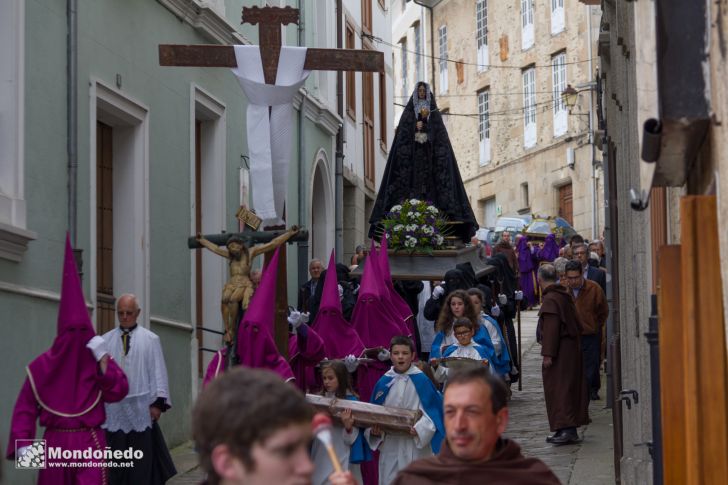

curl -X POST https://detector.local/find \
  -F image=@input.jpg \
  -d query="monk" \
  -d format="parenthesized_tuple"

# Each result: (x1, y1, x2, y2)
(537, 263, 590, 445)
(390, 367, 559, 485)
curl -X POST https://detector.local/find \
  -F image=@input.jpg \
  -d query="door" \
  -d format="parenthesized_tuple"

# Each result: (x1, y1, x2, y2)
(96, 122, 115, 334)
(558, 183, 573, 225)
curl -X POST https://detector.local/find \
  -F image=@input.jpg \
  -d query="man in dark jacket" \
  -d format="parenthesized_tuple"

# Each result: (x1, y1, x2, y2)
(297, 259, 323, 313)
(573, 243, 606, 294)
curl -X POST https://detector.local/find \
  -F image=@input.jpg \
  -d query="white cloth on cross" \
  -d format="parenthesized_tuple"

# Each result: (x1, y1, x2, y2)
(231, 46, 310, 224)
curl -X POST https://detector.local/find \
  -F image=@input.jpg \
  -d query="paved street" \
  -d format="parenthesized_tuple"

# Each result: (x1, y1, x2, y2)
(169, 310, 615, 484)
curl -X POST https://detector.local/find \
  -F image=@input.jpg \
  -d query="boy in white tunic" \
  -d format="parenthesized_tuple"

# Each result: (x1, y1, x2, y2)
(366, 336, 444, 485)
(431, 318, 490, 384)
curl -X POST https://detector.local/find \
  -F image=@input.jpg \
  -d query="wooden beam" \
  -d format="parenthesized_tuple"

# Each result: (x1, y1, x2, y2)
(679, 196, 728, 484)
(159, 45, 385, 73)
(657, 245, 686, 483)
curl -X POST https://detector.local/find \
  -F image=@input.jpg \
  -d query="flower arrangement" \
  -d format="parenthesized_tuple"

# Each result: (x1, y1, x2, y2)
(380, 199, 449, 253)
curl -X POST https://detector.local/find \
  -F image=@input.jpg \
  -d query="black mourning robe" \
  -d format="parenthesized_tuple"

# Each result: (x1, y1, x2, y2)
(368, 85, 477, 243)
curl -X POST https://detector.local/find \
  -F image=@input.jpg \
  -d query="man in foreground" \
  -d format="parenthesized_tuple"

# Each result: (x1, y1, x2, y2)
(193, 367, 315, 485)
(392, 367, 559, 484)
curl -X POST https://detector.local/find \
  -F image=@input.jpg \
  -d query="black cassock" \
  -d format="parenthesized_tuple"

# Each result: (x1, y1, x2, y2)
(368, 83, 477, 243)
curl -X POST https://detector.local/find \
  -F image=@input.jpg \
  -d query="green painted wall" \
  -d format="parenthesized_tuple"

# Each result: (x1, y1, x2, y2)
(1, 2, 336, 481)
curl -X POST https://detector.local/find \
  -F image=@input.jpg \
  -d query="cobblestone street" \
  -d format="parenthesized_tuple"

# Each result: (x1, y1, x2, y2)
(170, 310, 615, 485)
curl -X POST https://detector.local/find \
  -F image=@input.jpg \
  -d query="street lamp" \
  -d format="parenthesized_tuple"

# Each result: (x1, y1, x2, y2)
(561, 84, 579, 113)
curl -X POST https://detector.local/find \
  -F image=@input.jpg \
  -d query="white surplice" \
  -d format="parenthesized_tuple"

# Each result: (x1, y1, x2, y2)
(433, 342, 488, 384)
(101, 325, 170, 433)
(365, 366, 437, 485)
(311, 399, 362, 485)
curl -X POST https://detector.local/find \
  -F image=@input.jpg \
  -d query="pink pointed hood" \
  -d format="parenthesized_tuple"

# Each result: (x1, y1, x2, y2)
(26, 234, 102, 416)
(379, 237, 415, 335)
(351, 241, 405, 348)
(235, 247, 294, 381)
(311, 251, 365, 358)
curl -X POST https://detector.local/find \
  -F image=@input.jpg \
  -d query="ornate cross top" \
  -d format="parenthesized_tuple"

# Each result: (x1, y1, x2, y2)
(241, 6, 300, 84)
(159, 6, 383, 85)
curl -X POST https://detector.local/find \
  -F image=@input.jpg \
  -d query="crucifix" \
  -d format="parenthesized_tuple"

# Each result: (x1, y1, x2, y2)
(161, 5, 384, 358)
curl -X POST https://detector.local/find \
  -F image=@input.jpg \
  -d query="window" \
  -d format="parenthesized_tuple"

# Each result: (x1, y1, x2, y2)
(476, 0, 488, 72)
(413, 23, 423, 81)
(552, 52, 567, 137)
(521, 182, 530, 209)
(551, 0, 565, 35)
(521, 0, 534, 50)
(400, 39, 408, 97)
(379, 71, 388, 150)
(478, 89, 491, 166)
(362, 0, 372, 35)
(363, 70, 375, 185)
(346, 21, 356, 120)
(522, 67, 537, 148)
(438, 25, 449, 93)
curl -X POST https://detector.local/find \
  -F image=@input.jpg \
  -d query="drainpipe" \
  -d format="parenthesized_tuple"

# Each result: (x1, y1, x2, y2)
(67, 0, 81, 274)
(645, 294, 663, 485)
(335, 0, 344, 263)
(297, 0, 309, 286)
(586, 4, 597, 240)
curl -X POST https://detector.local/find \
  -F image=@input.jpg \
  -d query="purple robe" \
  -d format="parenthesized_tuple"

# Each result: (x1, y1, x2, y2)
(517, 238, 539, 307)
(202, 348, 227, 388)
(538, 234, 560, 263)
(7, 361, 128, 485)
(288, 325, 326, 393)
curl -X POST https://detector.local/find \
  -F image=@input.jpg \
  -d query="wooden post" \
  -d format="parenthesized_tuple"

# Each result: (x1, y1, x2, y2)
(659, 196, 728, 484)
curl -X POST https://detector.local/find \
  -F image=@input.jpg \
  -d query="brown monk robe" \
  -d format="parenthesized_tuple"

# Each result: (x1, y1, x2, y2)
(538, 284, 590, 431)
(392, 439, 560, 485)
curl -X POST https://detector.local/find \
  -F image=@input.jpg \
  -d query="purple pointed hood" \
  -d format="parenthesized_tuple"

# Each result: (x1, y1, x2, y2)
(235, 247, 294, 381)
(517, 237, 536, 272)
(27, 234, 102, 416)
(378, 237, 414, 335)
(351, 241, 405, 348)
(311, 251, 365, 358)
(537, 234, 559, 262)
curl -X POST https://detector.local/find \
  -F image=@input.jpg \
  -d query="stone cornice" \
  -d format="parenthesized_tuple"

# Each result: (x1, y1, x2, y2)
(0, 222, 36, 262)
(293, 91, 343, 137)
(157, 0, 249, 45)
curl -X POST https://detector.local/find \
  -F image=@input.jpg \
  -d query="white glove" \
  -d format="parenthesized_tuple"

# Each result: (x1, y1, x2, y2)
(515, 290, 524, 301)
(287, 310, 304, 329)
(344, 354, 359, 373)
(491, 305, 501, 318)
(498, 293, 508, 306)
(86, 336, 109, 361)
(338, 284, 344, 299)
(16, 445, 31, 459)
(300, 312, 310, 324)
(432, 285, 445, 300)
(377, 349, 391, 362)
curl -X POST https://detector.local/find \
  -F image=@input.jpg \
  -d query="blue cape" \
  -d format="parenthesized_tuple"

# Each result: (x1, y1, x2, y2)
(442, 343, 491, 360)
(430, 325, 491, 359)
(370, 370, 445, 453)
(343, 395, 373, 463)
(480, 314, 512, 376)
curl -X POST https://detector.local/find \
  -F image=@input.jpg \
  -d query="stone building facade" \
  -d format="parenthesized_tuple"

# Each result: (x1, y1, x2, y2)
(392, 0, 603, 238)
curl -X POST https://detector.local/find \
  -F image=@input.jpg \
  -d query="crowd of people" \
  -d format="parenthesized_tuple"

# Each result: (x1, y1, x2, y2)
(7, 227, 608, 485)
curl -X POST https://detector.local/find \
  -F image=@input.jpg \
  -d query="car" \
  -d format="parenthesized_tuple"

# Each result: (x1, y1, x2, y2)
(489, 215, 532, 245)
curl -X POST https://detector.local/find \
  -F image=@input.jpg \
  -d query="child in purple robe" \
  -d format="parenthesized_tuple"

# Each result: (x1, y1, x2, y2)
(6, 236, 129, 485)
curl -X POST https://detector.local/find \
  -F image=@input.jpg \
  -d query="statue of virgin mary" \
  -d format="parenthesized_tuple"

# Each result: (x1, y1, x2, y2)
(368, 81, 477, 243)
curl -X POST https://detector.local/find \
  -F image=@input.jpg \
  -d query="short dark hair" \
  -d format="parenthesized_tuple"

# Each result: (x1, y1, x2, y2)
(538, 264, 558, 283)
(569, 234, 585, 245)
(192, 368, 313, 484)
(390, 335, 415, 353)
(446, 366, 509, 413)
(466, 287, 485, 304)
(564, 260, 582, 274)
(453, 317, 475, 331)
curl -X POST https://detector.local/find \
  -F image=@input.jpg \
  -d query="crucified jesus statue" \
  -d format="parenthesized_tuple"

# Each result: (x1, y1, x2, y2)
(196, 226, 299, 343)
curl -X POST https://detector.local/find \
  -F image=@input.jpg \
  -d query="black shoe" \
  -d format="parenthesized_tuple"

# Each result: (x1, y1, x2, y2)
(546, 430, 562, 443)
(590, 391, 600, 401)
(550, 429, 580, 445)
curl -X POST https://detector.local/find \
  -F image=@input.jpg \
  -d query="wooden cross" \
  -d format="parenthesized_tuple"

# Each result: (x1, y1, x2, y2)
(160, 5, 384, 357)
